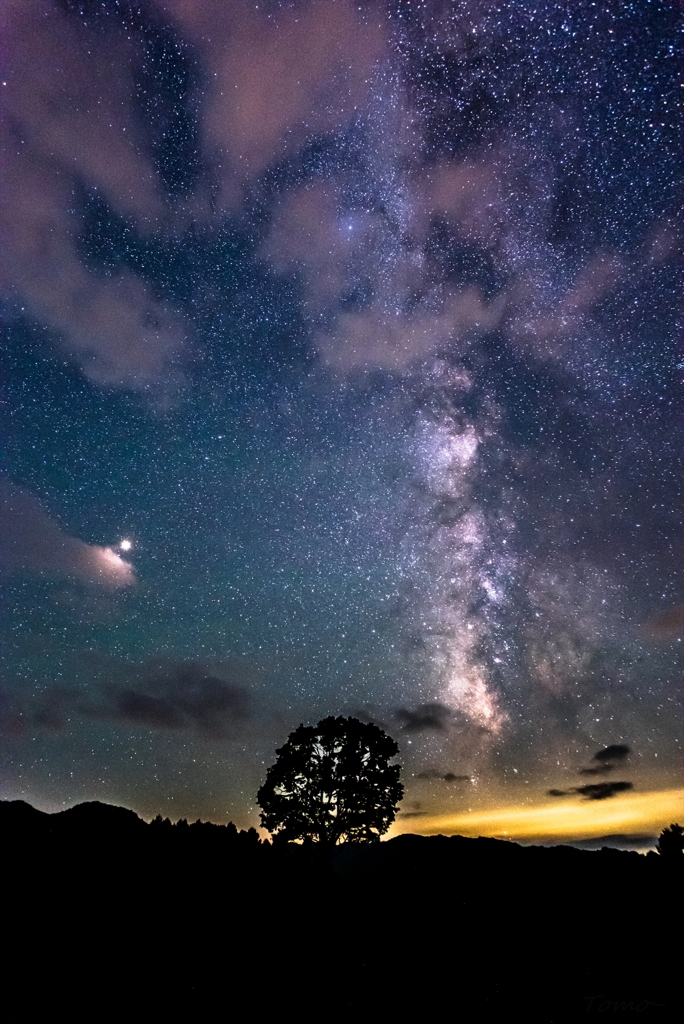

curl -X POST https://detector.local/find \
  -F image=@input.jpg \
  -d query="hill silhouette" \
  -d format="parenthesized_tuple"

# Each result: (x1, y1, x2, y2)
(1, 798, 147, 836)
(3, 800, 680, 1020)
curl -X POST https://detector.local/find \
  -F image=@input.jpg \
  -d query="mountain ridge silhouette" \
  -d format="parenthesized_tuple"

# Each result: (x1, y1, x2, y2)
(3, 798, 680, 1018)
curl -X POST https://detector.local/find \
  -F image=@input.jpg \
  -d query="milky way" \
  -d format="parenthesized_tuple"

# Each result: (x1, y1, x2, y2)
(1, 1, 681, 829)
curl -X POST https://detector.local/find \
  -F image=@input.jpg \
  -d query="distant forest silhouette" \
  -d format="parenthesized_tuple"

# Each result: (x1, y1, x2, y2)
(3, 798, 681, 1018)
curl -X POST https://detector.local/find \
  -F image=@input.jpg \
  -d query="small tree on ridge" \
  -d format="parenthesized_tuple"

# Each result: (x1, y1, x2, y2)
(257, 716, 403, 845)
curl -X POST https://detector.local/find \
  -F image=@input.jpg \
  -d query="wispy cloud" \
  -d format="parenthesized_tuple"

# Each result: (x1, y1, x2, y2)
(0, 479, 134, 586)
(0, 0, 190, 393)
(158, 0, 386, 207)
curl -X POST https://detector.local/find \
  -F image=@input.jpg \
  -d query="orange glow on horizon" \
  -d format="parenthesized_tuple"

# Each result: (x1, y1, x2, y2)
(389, 788, 684, 843)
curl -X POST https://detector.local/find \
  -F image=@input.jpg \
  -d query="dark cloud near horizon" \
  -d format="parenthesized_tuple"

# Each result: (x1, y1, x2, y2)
(0, 689, 29, 739)
(0, 684, 79, 737)
(396, 703, 453, 732)
(594, 745, 630, 763)
(32, 687, 78, 733)
(576, 782, 634, 801)
(567, 834, 657, 851)
(579, 744, 631, 776)
(416, 769, 470, 782)
(547, 782, 634, 802)
(1, 661, 251, 740)
(87, 661, 250, 738)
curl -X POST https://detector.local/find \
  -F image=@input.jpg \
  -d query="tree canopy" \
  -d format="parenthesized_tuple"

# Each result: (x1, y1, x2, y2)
(656, 823, 683, 858)
(257, 716, 403, 845)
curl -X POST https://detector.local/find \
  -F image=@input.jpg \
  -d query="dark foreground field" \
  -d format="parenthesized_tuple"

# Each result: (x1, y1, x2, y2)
(3, 800, 680, 1021)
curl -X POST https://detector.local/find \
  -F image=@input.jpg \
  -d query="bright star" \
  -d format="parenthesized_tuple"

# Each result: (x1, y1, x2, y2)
(120, 539, 132, 551)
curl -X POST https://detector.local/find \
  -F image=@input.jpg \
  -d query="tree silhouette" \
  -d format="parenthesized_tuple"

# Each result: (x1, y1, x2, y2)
(257, 716, 403, 845)
(656, 823, 683, 858)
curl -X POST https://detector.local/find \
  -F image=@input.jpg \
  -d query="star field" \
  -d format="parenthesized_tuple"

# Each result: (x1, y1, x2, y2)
(0, 0, 681, 832)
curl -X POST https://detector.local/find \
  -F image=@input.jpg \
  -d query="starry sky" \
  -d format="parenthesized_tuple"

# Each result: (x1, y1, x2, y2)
(1, 0, 682, 839)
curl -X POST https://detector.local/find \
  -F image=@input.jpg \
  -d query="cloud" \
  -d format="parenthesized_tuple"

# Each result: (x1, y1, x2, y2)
(567, 834, 658, 851)
(261, 126, 639, 386)
(0, 479, 135, 587)
(506, 250, 624, 363)
(0, 683, 79, 736)
(262, 176, 506, 373)
(548, 782, 634, 802)
(550, 749, 633, 799)
(413, 155, 626, 368)
(0, 689, 29, 738)
(578, 744, 631, 775)
(2, 2, 635, 392)
(32, 688, 78, 733)
(575, 782, 634, 801)
(0, 659, 250, 739)
(560, 251, 623, 314)
(645, 606, 684, 638)
(416, 769, 470, 782)
(593, 745, 630, 763)
(318, 289, 505, 374)
(1, 1, 167, 223)
(262, 184, 361, 315)
(87, 660, 250, 737)
(261, 119, 647, 380)
(416, 158, 509, 251)
(396, 702, 453, 732)
(158, 0, 387, 207)
(0, 0, 190, 392)
(262, 143, 640, 379)
(2, 1, 660, 395)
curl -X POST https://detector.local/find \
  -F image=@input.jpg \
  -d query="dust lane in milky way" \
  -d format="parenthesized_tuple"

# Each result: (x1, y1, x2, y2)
(0, 0, 681, 836)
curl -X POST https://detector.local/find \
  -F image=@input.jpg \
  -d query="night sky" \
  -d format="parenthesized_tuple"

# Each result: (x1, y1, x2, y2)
(1, 0, 682, 840)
